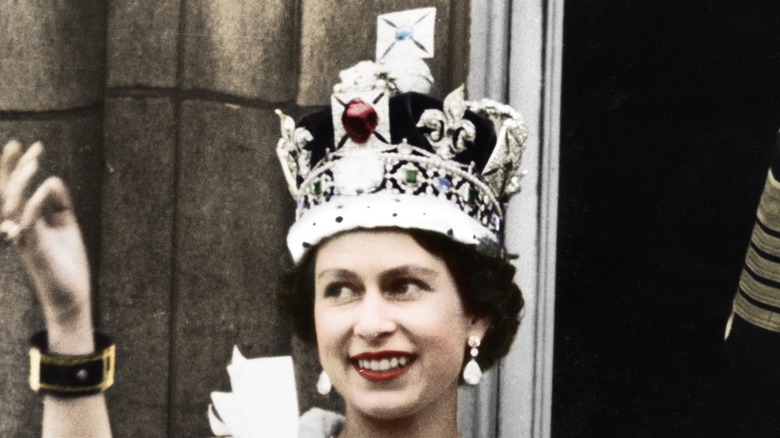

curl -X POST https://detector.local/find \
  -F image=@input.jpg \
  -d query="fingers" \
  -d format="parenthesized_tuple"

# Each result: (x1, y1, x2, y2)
(0, 219, 20, 242)
(0, 139, 23, 192)
(2, 146, 41, 219)
(0, 141, 47, 243)
(18, 176, 73, 232)
(16, 141, 43, 169)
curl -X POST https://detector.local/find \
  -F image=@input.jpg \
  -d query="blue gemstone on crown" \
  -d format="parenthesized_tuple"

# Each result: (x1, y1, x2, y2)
(433, 176, 451, 192)
(395, 25, 414, 41)
(492, 214, 501, 231)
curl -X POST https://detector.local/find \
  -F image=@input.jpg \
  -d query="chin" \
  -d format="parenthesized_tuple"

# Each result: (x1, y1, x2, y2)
(348, 390, 422, 420)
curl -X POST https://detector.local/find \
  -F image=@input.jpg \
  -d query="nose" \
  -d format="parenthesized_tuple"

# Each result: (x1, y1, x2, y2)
(353, 288, 396, 342)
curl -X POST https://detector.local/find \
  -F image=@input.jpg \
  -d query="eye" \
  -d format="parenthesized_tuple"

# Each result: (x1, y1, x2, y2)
(323, 283, 360, 300)
(386, 278, 431, 298)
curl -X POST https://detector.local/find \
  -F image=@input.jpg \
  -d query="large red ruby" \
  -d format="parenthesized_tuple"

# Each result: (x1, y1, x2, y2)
(341, 99, 378, 144)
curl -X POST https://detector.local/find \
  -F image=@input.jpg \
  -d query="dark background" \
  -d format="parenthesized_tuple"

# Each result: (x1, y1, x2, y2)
(556, 1, 780, 436)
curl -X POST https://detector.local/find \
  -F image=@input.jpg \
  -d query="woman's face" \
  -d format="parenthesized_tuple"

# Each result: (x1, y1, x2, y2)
(314, 230, 488, 420)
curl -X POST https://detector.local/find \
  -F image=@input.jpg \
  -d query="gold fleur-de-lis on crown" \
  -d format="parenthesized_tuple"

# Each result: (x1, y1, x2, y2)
(416, 85, 476, 159)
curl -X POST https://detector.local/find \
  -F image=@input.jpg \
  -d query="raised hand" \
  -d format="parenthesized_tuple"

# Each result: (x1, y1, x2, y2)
(1, 140, 112, 437)
(0, 140, 93, 352)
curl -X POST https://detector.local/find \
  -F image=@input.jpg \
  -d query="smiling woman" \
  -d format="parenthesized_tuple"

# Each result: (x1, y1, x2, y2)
(263, 8, 528, 434)
(276, 228, 522, 437)
(0, 6, 527, 438)
(316, 230, 483, 432)
(278, 227, 522, 378)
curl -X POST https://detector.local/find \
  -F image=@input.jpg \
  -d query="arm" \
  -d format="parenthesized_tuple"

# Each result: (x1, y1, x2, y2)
(0, 140, 111, 437)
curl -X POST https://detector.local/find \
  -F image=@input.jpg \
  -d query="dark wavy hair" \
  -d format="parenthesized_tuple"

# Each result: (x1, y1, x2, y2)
(275, 228, 523, 373)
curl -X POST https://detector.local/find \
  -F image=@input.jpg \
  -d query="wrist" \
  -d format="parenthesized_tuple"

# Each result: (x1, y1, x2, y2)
(44, 309, 95, 355)
(31, 276, 92, 331)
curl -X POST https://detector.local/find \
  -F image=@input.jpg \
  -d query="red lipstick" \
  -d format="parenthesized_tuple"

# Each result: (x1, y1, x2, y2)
(350, 351, 416, 382)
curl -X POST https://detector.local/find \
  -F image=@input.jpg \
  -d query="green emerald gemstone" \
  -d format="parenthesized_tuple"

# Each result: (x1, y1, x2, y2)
(466, 187, 476, 203)
(311, 179, 322, 196)
(404, 168, 418, 184)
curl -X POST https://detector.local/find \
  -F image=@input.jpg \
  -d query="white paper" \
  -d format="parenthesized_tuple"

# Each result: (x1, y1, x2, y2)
(209, 347, 299, 438)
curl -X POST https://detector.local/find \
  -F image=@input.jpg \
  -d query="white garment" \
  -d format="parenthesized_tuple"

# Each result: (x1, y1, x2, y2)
(298, 408, 344, 438)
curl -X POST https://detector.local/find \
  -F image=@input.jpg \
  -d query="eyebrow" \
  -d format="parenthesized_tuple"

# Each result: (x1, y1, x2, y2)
(316, 268, 357, 281)
(381, 265, 438, 280)
(315, 265, 439, 281)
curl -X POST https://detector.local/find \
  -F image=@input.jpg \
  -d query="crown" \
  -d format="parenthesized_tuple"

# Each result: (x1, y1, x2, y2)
(276, 8, 528, 261)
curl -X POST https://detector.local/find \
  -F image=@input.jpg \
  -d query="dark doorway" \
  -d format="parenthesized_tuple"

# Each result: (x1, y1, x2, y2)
(556, 1, 780, 436)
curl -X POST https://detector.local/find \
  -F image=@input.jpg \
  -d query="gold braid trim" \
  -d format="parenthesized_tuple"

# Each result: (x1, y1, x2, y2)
(734, 291, 780, 333)
(728, 170, 780, 333)
(745, 245, 780, 284)
(756, 171, 780, 226)
(739, 268, 780, 309)
(750, 223, 780, 256)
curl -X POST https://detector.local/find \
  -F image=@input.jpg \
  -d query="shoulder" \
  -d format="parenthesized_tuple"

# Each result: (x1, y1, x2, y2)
(298, 407, 344, 438)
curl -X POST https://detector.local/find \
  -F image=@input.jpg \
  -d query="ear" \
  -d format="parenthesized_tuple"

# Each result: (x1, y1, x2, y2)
(469, 314, 491, 340)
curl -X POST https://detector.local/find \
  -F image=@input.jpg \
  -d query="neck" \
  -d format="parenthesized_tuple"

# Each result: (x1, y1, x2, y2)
(338, 391, 459, 438)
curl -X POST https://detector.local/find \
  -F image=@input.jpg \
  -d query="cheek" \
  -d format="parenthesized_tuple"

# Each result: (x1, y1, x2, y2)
(312, 304, 328, 349)
(414, 308, 471, 354)
(418, 318, 470, 384)
(313, 305, 330, 345)
(313, 305, 345, 356)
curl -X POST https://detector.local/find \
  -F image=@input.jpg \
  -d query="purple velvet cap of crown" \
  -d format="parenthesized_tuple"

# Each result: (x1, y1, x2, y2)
(297, 92, 496, 177)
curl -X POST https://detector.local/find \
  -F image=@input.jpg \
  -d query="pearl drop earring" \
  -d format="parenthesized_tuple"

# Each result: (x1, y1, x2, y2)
(316, 370, 332, 395)
(463, 336, 483, 385)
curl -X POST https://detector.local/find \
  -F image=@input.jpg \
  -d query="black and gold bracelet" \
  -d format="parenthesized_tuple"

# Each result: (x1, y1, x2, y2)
(29, 331, 115, 397)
